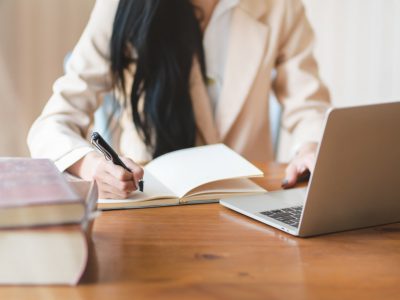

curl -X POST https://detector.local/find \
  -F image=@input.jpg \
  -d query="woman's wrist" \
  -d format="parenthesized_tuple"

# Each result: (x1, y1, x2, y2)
(66, 151, 102, 180)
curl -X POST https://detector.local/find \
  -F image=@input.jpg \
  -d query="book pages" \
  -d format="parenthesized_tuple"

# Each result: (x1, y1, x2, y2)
(145, 144, 263, 198)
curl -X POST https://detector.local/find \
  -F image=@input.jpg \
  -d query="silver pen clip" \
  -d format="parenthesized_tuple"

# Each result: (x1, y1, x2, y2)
(91, 138, 113, 161)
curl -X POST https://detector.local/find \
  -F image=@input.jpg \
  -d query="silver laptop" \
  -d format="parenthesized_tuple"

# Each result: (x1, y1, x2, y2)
(220, 102, 400, 237)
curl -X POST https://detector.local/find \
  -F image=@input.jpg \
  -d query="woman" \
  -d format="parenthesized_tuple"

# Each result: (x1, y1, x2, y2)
(28, 0, 330, 199)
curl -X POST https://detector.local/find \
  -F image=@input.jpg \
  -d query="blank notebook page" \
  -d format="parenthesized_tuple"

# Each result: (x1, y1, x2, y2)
(145, 144, 263, 198)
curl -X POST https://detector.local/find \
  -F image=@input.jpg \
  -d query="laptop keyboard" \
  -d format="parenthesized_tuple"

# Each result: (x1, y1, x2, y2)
(260, 206, 303, 228)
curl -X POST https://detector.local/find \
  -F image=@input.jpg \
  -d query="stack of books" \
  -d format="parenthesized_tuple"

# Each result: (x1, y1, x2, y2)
(0, 158, 98, 285)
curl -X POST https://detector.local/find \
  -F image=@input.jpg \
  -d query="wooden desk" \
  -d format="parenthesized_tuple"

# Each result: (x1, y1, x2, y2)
(1, 163, 400, 300)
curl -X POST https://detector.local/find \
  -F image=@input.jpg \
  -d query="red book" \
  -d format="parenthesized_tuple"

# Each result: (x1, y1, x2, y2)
(0, 158, 86, 228)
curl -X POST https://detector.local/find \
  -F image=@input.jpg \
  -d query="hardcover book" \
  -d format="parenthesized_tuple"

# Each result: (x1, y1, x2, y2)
(0, 158, 87, 228)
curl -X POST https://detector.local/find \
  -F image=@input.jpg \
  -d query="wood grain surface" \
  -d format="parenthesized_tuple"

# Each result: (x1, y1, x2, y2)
(1, 162, 399, 300)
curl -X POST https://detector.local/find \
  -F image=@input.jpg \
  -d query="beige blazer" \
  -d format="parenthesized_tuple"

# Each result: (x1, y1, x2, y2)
(28, 0, 330, 171)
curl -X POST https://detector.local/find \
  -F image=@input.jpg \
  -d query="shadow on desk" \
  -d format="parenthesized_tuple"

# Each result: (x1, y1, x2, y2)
(80, 238, 99, 284)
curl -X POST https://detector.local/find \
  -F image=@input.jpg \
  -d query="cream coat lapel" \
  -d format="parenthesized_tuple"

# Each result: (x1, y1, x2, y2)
(190, 59, 220, 145)
(216, 1, 269, 140)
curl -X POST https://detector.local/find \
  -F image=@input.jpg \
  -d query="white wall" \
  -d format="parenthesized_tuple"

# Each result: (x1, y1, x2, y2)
(303, 0, 400, 106)
(0, 0, 95, 156)
(278, 0, 400, 161)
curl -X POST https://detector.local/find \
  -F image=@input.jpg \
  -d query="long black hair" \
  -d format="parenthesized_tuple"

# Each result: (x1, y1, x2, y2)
(110, 0, 206, 158)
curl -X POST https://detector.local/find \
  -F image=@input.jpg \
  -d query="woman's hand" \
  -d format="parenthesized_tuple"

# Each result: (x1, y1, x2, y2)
(67, 151, 144, 199)
(282, 142, 318, 189)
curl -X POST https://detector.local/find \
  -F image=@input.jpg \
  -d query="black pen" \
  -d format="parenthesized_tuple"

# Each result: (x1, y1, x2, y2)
(90, 132, 144, 192)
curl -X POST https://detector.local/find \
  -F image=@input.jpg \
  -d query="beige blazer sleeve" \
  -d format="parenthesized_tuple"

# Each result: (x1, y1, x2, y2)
(27, 0, 118, 171)
(273, 0, 331, 150)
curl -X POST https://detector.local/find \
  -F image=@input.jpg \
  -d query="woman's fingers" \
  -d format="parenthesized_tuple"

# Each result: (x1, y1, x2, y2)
(99, 189, 129, 200)
(91, 156, 144, 199)
(95, 167, 134, 199)
(282, 144, 318, 189)
(99, 180, 132, 199)
(120, 157, 144, 187)
(104, 161, 133, 181)
(102, 170, 136, 194)
(283, 163, 298, 188)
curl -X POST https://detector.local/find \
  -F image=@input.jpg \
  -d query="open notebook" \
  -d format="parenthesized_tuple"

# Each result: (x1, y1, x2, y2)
(98, 144, 266, 209)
